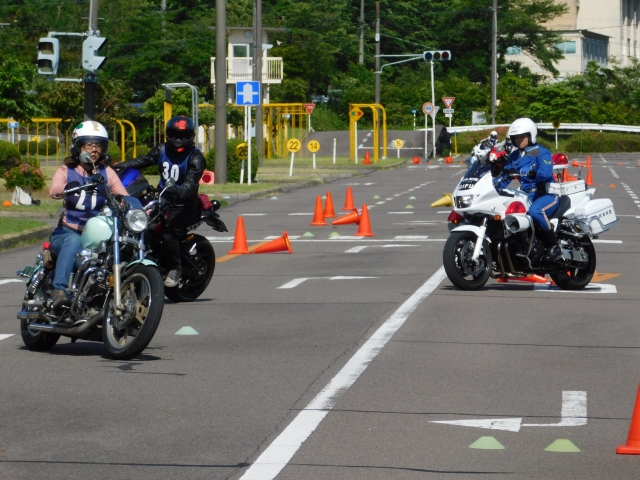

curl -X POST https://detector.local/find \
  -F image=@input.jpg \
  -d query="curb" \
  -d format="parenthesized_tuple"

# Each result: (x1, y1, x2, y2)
(0, 225, 53, 251)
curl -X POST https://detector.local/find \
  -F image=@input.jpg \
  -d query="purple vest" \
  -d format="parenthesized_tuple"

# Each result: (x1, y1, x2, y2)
(65, 165, 108, 228)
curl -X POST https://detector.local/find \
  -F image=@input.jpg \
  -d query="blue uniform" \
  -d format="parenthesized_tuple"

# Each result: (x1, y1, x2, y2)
(497, 144, 559, 231)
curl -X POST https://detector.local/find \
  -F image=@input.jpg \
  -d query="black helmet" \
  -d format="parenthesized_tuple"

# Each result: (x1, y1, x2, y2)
(166, 115, 195, 154)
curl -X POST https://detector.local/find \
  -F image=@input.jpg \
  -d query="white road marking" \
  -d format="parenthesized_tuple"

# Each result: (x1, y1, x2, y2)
(0, 334, 14, 341)
(288, 213, 313, 216)
(381, 244, 419, 248)
(241, 267, 447, 480)
(346, 244, 419, 253)
(206, 236, 235, 241)
(0, 279, 25, 286)
(264, 235, 300, 240)
(437, 211, 450, 214)
(431, 391, 587, 432)
(533, 283, 617, 294)
(385, 197, 393, 200)
(208, 238, 446, 243)
(375, 201, 385, 204)
(277, 276, 378, 288)
(395, 235, 429, 240)
(591, 239, 622, 244)
(393, 194, 401, 197)
(241, 213, 266, 216)
(345, 246, 368, 253)
(388, 212, 414, 214)
(599, 154, 607, 163)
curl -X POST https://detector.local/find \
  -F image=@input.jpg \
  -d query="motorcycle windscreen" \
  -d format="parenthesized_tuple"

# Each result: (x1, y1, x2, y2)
(118, 167, 145, 188)
(463, 161, 492, 179)
(123, 196, 143, 210)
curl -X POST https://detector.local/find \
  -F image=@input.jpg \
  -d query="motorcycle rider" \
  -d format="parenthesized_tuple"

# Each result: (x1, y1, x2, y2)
(495, 118, 561, 260)
(485, 130, 499, 147)
(112, 115, 205, 287)
(49, 121, 129, 311)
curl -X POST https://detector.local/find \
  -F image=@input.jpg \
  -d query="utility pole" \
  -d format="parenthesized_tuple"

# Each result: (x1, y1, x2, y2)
(215, 0, 227, 183)
(84, 0, 99, 120)
(491, 0, 497, 125)
(359, 0, 364, 64)
(253, 0, 263, 166)
(374, 1, 380, 104)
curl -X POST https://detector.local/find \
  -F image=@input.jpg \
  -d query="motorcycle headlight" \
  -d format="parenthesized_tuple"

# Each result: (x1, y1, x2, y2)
(125, 208, 148, 232)
(455, 195, 474, 208)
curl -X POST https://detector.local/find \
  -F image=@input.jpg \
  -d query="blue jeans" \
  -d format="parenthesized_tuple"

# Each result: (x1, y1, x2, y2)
(49, 227, 82, 291)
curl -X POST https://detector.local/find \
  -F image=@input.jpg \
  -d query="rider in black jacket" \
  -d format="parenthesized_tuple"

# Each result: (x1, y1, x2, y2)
(113, 116, 205, 287)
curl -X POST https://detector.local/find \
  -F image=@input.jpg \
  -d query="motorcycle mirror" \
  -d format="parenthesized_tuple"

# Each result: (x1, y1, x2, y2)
(211, 199, 221, 211)
(165, 178, 176, 188)
(79, 151, 92, 165)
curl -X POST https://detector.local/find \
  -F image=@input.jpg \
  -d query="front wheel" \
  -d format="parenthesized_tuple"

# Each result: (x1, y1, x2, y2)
(550, 237, 596, 290)
(165, 235, 215, 303)
(102, 265, 164, 360)
(443, 231, 492, 290)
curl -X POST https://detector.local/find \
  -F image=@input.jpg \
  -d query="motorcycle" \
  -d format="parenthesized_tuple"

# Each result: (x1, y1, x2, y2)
(117, 167, 228, 303)
(443, 151, 617, 290)
(17, 172, 166, 359)
(464, 139, 494, 168)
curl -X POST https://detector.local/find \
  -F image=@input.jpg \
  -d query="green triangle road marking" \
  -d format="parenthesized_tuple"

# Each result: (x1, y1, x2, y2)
(329, 232, 340, 237)
(544, 439, 580, 452)
(405, 205, 414, 209)
(469, 436, 505, 450)
(373, 195, 380, 199)
(175, 326, 199, 335)
(409, 196, 416, 199)
(270, 196, 278, 200)
(302, 231, 315, 237)
(223, 195, 231, 199)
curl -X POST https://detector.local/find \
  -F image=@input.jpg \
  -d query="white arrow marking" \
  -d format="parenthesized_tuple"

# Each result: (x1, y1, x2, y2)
(431, 418, 523, 432)
(0, 334, 15, 341)
(533, 283, 617, 294)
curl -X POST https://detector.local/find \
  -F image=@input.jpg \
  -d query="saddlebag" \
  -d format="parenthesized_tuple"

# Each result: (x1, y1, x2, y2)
(546, 180, 586, 196)
(574, 198, 617, 234)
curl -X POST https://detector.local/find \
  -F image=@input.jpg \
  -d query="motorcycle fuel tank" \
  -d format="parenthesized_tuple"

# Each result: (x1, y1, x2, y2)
(81, 215, 114, 249)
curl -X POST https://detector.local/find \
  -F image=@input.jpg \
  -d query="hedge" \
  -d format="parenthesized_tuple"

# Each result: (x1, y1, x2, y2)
(205, 138, 259, 183)
(0, 140, 20, 175)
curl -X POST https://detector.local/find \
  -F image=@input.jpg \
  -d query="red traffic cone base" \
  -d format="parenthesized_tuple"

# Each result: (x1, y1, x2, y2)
(228, 216, 250, 254)
(311, 196, 327, 226)
(253, 232, 292, 254)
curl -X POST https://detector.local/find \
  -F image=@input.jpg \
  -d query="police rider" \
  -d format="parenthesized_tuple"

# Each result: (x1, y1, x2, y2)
(112, 116, 205, 287)
(495, 118, 561, 260)
(49, 121, 129, 311)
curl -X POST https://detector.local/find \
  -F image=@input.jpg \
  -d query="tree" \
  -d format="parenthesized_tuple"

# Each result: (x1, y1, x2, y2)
(0, 57, 43, 121)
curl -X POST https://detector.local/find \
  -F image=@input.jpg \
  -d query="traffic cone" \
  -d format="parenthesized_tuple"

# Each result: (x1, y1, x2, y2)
(571, 160, 583, 168)
(311, 196, 327, 226)
(505, 275, 548, 284)
(332, 209, 360, 226)
(363, 151, 372, 164)
(617, 383, 640, 454)
(343, 186, 355, 211)
(445, 156, 453, 164)
(586, 156, 592, 168)
(199, 170, 215, 185)
(355, 204, 374, 237)
(561, 167, 569, 183)
(252, 231, 292, 254)
(412, 157, 420, 164)
(431, 193, 453, 208)
(228, 216, 250, 254)
(323, 192, 337, 218)
(585, 163, 594, 187)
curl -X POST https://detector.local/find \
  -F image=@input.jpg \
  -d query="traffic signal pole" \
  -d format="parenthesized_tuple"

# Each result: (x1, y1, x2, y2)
(84, 0, 100, 120)
(215, 0, 228, 183)
(430, 60, 435, 159)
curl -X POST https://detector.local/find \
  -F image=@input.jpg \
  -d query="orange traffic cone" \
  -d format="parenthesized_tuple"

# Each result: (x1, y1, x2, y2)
(498, 275, 547, 284)
(617, 383, 640, 454)
(252, 231, 292, 254)
(363, 151, 372, 164)
(343, 186, 355, 211)
(355, 204, 374, 237)
(332, 209, 360, 226)
(228, 216, 250, 254)
(586, 156, 592, 168)
(585, 163, 594, 186)
(311, 196, 327, 226)
(323, 192, 337, 218)
(561, 167, 569, 183)
(445, 156, 453, 164)
(412, 157, 420, 164)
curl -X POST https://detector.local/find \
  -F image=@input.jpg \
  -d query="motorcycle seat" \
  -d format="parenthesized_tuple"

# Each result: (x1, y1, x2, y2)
(549, 195, 571, 220)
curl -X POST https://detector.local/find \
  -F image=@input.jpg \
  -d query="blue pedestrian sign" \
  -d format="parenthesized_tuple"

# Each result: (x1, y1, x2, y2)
(8, 121, 18, 129)
(236, 81, 261, 106)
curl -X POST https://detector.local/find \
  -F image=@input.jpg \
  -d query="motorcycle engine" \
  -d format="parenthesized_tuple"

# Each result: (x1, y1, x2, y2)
(530, 237, 545, 263)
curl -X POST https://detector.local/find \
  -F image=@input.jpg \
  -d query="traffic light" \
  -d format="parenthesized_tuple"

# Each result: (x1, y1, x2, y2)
(37, 37, 59, 75)
(423, 50, 451, 62)
(82, 36, 107, 74)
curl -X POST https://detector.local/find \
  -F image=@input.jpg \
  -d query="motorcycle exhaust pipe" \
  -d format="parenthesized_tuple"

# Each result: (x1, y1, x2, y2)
(19, 311, 104, 335)
(505, 214, 532, 233)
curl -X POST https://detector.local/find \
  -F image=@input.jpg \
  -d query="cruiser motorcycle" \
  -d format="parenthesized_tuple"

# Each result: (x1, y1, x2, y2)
(17, 172, 165, 359)
(443, 152, 617, 290)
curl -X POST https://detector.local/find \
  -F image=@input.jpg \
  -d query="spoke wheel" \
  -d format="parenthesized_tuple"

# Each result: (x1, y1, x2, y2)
(443, 231, 492, 290)
(165, 235, 215, 303)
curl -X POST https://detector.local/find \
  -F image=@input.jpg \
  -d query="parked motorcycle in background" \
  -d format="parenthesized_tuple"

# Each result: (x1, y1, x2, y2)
(17, 174, 165, 360)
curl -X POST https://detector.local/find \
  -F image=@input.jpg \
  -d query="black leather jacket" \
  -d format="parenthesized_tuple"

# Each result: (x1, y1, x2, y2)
(117, 143, 205, 209)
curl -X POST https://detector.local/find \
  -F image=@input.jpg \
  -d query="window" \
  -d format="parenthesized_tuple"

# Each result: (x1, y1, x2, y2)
(233, 44, 253, 58)
(506, 46, 521, 55)
(556, 41, 577, 54)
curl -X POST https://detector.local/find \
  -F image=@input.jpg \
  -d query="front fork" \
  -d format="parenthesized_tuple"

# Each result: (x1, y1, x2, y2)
(471, 218, 488, 263)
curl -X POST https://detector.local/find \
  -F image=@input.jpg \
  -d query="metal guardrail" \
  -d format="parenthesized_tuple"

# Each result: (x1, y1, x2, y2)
(447, 123, 640, 133)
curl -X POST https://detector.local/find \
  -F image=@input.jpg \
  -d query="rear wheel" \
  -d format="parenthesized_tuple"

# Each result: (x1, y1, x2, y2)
(550, 237, 596, 290)
(443, 231, 492, 290)
(165, 235, 215, 303)
(20, 320, 60, 351)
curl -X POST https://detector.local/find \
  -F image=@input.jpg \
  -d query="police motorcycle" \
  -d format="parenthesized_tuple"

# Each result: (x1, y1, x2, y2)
(17, 169, 165, 360)
(117, 167, 227, 303)
(464, 140, 493, 168)
(443, 150, 617, 291)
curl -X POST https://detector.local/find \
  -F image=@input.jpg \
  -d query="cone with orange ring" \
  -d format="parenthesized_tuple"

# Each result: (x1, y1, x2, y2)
(253, 231, 293, 254)
(342, 186, 355, 211)
(331, 209, 359, 226)
(355, 204, 374, 237)
(617, 383, 640, 454)
(323, 192, 337, 218)
(228, 216, 250, 254)
(311, 196, 327, 226)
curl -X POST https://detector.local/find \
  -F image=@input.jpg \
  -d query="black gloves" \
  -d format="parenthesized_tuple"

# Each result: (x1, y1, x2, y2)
(111, 163, 125, 173)
(64, 181, 81, 193)
(502, 168, 516, 176)
(527, 168, 537, 179)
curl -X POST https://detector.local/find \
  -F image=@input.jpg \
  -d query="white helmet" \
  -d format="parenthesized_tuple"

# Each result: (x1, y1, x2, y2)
(71, 121, 110, 162)
(490, 130, 498, 138)
(507, 117, 537, 144)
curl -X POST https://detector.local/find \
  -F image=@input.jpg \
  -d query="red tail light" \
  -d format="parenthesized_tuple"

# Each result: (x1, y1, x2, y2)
(505, 201, 527, 214)
(42, 242, 51, 250)
(447, 211, 464, 224)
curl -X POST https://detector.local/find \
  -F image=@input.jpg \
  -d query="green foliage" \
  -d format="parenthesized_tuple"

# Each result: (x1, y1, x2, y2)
(0, 140, 20, 174)
(564, 131, 640, 153)
(3, 164, 46, 192)
(310, 105, 348, 132)
(37, 138, 59, 155)
(0, 58, 43, 120)
(109, 141, 122, 162)
(17, 140, 38, 155)
(205, 139, 259, 183)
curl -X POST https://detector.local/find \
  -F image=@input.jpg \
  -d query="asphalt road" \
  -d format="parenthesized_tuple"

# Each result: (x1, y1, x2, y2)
(1, 153, 640, 479)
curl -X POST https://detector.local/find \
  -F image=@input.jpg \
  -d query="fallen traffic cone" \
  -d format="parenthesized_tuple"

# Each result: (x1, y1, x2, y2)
(332, 209, 360, 226)
(412, 157, 420, 164)
(355, 204, 374, 237)
(252, 231, 292, 254)
(510, 275, 548, 284)
(363, 151, 372, 164)
(343, 186, 356, 211)
(311, 196, 328, 226)
(228, 216, 250, 254)
(617, 383, 640, 454)
(323, 192, 337, 218)
(585, 163, 594, 186)
(431, 193, 453, 208)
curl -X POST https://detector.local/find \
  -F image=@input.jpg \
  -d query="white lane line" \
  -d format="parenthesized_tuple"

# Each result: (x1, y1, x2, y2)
(599, 154, 607, 163)
(0, 279, 25, 286)
(241, 213, 266, 216)
(437, 211, 450, 214)
(346, 244, 419, 253)
(388, 212, 414, 214)
(393, 194, 401, 197)
(277, 276, 378, 288)
(381, 244, 419, 248)
(533, 283, 617, 294)
(375, 201, 385, 205)
(395, 235, 429, 240)
(288, 213, 313, 216)
(330, 276, 377, 280)
(592, 239, 622, 244)
(346, 246, 368, 253)
(240, 267, 447, 480)
(264, 235, 300, 240)
(0, 334, 14, 341)
(385, 197, 393, 201)
(208, 238, 447, 243)
(609, 168, 619, 179)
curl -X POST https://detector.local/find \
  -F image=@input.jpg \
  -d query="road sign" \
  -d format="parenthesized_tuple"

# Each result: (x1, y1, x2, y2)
(422, 102, 434, 115)
(287, 138, 301, 153)
(432, 106, 440, 117)
(442, 97, 455, 108)
(8, 121, 18, 129)
(236, 142, 249, 159)
(307, 140, 320, 153)
(444, 113, 453, 118)
(350, 106, 364, 121)
(443, 108, 454, 114)
(393, 139, 404, 148)
(303, 103, 316, 115)
(236, 81, 261, 106)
